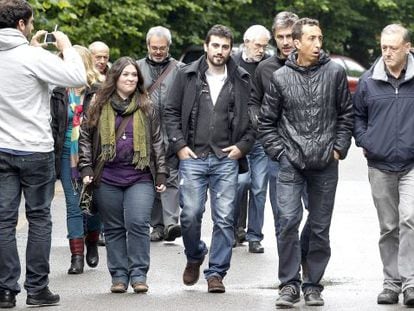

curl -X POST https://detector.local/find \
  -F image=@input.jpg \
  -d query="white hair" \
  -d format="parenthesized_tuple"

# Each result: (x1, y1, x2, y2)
(146, 26, 172, 45)
(243, 25, 271, 42)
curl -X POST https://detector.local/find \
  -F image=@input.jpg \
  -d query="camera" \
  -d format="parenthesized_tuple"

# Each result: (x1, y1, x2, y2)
(44, 33, 56, 44)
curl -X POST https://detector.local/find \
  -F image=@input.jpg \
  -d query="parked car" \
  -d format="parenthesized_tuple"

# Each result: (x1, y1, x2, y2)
(330, 54, 366, 94)
(178, 46, 366, 94)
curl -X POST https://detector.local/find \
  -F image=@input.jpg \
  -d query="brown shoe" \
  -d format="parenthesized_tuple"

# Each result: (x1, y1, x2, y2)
(132, 282, 148, 293)
(207, 276, 225, 293)
(110, 283, 127, 293)
(183, 258, 204, 286)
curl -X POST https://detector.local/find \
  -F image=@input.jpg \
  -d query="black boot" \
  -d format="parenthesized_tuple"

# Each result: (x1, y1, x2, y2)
(68, 239, 84, 274)
(85, 231, 99, 268)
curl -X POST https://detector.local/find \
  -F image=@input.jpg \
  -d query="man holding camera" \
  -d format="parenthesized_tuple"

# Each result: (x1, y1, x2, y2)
(0, 0, 86, 308)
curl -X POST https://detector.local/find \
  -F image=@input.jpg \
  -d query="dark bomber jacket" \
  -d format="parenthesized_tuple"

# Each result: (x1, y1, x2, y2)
(258, 51, 353, 170)
(353, 53, 414, 172)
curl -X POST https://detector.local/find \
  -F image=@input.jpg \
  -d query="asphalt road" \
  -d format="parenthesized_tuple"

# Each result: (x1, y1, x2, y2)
(12, 142, 409, 310)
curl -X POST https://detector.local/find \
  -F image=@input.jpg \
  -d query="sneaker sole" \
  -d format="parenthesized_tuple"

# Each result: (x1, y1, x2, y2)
(275, 298, 300, 309)
(305, 300, 324, 306)
(378, 299, 398, 304)
(26, 299, 59, 306)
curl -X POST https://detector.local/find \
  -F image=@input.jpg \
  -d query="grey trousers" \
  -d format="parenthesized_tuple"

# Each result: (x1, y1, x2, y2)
(368, 166, 414, 292)
(151, 167, 180, 230)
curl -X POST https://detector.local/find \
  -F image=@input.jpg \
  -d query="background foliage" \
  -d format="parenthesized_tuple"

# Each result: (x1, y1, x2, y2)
(28, 0, 414, 67)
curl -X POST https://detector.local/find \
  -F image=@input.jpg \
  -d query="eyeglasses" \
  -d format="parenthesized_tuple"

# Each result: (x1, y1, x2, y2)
(149, 46, 168, 52)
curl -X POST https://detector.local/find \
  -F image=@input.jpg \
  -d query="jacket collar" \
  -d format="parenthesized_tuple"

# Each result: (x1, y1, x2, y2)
(372, 53, 414, 82)
(285, 49, 330, 72)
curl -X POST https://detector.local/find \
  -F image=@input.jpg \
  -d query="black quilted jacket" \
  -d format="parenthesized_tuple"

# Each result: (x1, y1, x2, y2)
(258, 50, 353, 170)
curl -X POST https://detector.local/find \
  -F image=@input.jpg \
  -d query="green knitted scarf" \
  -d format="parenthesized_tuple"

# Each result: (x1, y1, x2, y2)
(99, 93, 149, 170)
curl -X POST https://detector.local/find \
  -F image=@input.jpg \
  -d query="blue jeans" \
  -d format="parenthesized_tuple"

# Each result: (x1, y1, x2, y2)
(60, 147, 100, 239)
(0, 151, 55, 294)
(179, 155, 238, 279)
(95, 181, 155, 285)
(276, 155, 338, 292)
(268, 159, 279, 232)
(245, 142, 269, 242)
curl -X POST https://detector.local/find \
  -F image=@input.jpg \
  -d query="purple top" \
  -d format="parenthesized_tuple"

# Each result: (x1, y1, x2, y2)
(101, 115, 152, 186)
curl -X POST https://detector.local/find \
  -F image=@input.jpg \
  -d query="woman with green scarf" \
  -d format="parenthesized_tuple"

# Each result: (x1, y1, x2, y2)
(78, 57, 168, 294)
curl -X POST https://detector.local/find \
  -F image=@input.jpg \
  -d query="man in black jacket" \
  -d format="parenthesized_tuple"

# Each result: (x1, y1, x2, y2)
(258, 18, 353, 308)
(354, 24, 414, 307)
(164, 25, 254, 293)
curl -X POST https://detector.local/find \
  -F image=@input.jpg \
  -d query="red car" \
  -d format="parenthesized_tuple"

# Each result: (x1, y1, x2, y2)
(330, 54, 366, 94)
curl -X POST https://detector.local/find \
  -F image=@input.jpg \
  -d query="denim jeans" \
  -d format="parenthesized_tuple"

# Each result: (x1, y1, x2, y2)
(0, 151, 55, 294)
(179, 155, 238, 279)
(245, 142, 269, 242)
(95, 181, 155, 285)
(276, 155, 338, 292)
(368, 166, 414, 292)
(151, 167, 180, 230)
(268, 159, 279, 232)
(60, 147, 100, 239)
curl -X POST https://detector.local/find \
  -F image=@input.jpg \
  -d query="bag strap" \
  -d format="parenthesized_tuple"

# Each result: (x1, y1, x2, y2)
(147, 60, 177, 95)
(94, 115, 133, 179)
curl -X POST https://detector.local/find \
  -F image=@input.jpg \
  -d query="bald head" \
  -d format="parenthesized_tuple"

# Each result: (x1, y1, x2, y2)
(88, 41, 110, 74)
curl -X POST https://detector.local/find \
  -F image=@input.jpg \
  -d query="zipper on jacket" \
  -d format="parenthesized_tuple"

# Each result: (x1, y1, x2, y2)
(395, 87, 399, 97)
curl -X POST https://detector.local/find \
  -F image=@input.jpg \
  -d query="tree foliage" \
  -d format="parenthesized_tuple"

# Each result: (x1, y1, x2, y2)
(28, 0, 414, 66)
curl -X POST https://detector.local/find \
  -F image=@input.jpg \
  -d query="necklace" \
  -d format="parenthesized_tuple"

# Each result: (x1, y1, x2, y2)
(122, 132, 127, 140)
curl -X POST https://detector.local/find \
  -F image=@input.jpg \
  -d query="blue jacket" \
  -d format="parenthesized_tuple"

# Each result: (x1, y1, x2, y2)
(353, 53, 414, 172)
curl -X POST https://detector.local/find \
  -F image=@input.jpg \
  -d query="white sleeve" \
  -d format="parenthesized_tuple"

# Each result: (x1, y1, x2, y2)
(30, 46, 87, 88)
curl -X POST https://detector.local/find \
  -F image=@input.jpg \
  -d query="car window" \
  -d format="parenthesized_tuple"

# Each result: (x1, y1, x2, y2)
(343, 59, 365, 78)
(331, 57, 346, 70)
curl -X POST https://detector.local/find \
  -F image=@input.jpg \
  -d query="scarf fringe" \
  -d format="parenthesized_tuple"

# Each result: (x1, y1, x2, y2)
(133, 152, 150, 170)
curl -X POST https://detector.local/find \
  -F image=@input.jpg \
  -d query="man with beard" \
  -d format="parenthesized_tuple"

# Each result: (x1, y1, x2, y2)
(258, 18, 353, 307)
(164, 24, 254, 293)
(137, 26, 183, 243)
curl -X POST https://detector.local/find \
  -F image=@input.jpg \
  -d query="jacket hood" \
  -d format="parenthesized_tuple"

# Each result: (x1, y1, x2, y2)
(0, 28, 28, 51)
(371, 53, 414, 82)
(285, 49, 330, 72)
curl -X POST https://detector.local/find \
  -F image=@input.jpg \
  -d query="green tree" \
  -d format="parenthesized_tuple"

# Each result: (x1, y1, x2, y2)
(28, 0, 414, 67)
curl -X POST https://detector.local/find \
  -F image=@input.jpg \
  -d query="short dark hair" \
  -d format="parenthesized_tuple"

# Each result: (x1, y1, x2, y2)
(0, 0, 33, 29)
(292, 18, 320, 41)
(205, 24, 233, 47)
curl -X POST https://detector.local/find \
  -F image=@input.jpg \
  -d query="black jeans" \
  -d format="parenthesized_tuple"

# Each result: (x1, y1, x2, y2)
(0, 151, 55, 294)
(276, 155, 338, 292)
